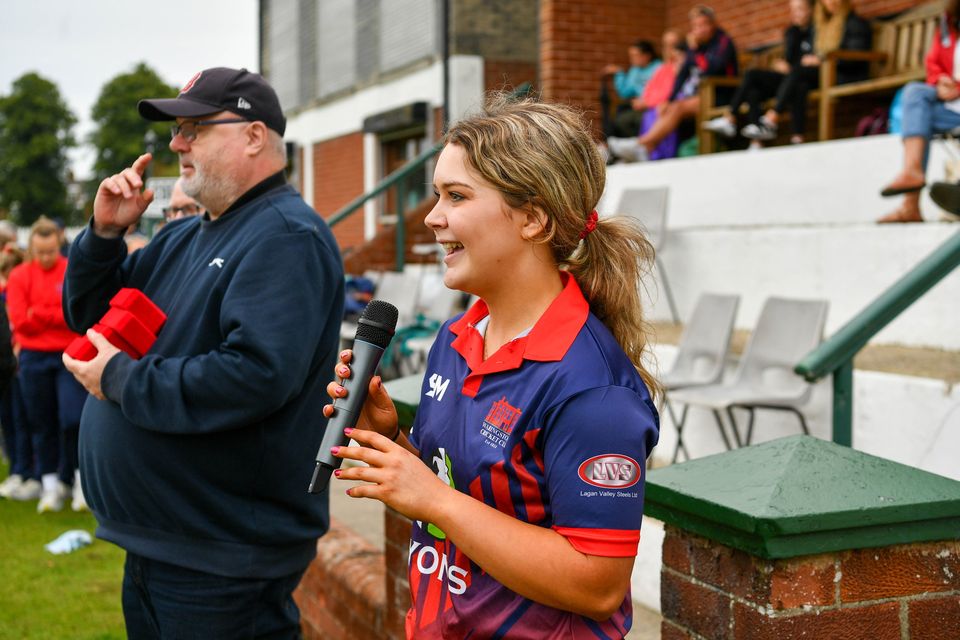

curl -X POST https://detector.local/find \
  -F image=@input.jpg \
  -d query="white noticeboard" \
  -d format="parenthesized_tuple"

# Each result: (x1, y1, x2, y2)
(143, 177, 178, 220)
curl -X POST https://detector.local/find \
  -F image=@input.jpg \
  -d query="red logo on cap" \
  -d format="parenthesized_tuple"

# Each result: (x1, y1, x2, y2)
(180, 72, 202, 95)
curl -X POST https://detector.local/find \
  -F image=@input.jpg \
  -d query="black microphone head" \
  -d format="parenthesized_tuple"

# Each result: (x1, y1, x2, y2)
(355, 300, 398, 348)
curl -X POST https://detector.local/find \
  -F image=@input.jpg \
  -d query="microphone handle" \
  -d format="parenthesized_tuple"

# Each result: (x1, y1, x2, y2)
(308, 339, 386, 494)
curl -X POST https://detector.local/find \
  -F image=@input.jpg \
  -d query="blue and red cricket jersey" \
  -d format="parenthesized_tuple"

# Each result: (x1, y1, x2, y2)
(406, 274, 660, 639)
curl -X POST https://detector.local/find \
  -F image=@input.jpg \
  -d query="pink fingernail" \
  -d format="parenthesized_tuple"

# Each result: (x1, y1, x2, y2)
(334, 469, 341, 477)
(345, 488, 352, 496)
(344, 427, 354, 435)
(330, 446, 340, 455)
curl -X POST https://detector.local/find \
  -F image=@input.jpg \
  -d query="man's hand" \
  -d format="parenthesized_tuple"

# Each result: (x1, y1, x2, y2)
(62, 330, 122, 401)
(93, 153, 155, 239)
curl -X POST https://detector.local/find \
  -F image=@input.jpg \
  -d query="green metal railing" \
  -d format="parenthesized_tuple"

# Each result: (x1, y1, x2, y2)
(327, 143, 442, 272)
(795, 230, 960, 447)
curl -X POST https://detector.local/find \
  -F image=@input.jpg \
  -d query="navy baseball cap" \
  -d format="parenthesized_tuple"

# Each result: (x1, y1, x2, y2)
(138, 67, 286, 136)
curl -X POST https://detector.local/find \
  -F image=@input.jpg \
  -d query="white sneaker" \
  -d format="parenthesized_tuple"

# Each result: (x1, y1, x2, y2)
(37, 482, 69, 513)
(71, 471, 88, 512)
(607, 137, 649, 162)
(0, 474, 23, 498)
(9, 478, 42, 501)
(702, 115, 737, 138)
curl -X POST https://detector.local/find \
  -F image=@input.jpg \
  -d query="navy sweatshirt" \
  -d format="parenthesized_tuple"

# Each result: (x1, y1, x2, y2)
(63, 175, 345, 578)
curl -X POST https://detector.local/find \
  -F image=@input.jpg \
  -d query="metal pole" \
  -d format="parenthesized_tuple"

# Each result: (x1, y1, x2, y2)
(442, 0, 450, 132)
(395, 182, 406, 272)
(832, 359, 853, 447)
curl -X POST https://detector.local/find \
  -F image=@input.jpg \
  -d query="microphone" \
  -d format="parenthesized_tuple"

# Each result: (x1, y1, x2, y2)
(308, 299, 398, 494)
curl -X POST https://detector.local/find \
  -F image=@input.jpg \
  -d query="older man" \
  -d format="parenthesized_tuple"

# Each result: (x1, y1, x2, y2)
(62, 67, 344, 638)
(163, 176, 205, 222)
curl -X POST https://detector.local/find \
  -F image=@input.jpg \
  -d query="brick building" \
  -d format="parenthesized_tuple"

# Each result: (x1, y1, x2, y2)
(260, 0, 922, 257)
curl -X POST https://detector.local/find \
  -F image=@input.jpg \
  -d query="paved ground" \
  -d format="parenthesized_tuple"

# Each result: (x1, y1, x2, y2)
(330, 479, 662, 638)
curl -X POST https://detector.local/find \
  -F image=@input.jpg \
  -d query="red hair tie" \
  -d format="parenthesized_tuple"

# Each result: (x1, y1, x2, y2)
(579, 210, 599, 240)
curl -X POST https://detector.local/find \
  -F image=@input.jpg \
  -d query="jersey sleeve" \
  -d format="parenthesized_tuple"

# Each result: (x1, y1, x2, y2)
(542, 385, 659, 557)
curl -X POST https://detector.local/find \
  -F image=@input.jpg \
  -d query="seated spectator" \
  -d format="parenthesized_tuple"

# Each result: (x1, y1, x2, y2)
(601, 40, 662, 138)
(878, 0, 960, 223)
(702, 0, 815, 146)
(705, 0, 870, 146)
(636, 30, 687, 160)
(608, 5, 738, 163)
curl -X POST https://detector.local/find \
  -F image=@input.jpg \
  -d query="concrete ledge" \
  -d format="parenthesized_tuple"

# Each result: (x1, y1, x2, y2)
(601, 134, 951, 229)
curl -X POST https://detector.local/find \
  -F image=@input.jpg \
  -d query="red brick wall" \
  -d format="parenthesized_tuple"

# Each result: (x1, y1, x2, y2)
(665, 0, 925, 51)
(485, 59, 539, 93)
(294, 519, 393, 640)
(294, 512, 412, 640)
(313, 132, 365, 252)
(539, 0, 928, 135)
(297, 145, 305, 196)
(540, 0, 666, 134)
(661, 526, 960, 639)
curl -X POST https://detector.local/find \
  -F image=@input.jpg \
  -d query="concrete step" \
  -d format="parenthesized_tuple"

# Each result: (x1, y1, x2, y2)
(602, 134, 954, 228)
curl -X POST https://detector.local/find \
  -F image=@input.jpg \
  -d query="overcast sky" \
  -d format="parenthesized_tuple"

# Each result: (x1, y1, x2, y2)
(0, 0, 260, 179)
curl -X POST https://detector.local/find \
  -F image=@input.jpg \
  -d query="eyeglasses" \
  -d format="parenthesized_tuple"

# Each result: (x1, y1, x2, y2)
(162, 204, 202, 220)
(170, 118, 248, 142)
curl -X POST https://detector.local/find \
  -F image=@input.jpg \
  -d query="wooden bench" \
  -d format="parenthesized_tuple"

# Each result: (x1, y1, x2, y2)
(697, 0, 943, 153)
(819, 0, 943, 140)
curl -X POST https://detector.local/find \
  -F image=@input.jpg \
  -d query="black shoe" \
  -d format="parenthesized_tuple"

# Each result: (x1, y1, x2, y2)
(929, 181, 960, 221)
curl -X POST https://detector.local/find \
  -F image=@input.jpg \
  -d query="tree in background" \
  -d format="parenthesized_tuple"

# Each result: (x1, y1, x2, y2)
(0, 72, 77, 225)
(89, 62, 179, 189)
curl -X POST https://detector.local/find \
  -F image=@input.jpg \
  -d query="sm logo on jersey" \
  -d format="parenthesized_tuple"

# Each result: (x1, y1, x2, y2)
(426, 373, 450, 401)
(577, 454, 641, 488)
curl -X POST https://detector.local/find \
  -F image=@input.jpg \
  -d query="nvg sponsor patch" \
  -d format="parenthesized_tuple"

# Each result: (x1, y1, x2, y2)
(577, 454, 641, 489)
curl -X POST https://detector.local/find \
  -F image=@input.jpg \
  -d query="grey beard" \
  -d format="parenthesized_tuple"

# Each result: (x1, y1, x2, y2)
(183, 166, 238, 215)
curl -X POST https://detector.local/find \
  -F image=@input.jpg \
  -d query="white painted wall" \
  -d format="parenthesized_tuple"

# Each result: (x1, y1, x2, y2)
(641, 224, 960, 350)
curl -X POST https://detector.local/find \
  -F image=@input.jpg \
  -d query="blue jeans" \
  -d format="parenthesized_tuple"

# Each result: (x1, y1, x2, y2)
(122, 553, 305, 639)
(900, 81, 960, 170)
(17, 350, 87, 483)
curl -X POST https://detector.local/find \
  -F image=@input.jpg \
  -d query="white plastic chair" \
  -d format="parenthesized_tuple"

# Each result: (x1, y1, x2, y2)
(662, 293, 740, 462)
(616, 186, 679, 323)
(669, 296, 829, 454)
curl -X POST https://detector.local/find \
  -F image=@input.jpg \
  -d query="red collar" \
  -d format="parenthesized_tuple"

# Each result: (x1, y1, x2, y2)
(448, 273, 590, 383)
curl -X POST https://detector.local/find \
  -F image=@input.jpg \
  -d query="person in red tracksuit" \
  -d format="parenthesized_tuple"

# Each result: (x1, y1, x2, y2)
(6, 216, 87, 513)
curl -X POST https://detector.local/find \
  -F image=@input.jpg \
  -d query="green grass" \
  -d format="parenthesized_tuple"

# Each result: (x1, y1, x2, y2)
(0, 461, 125, 640)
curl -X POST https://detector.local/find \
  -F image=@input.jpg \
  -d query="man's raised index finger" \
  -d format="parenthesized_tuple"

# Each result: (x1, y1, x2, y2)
(132, 153, 153, 175)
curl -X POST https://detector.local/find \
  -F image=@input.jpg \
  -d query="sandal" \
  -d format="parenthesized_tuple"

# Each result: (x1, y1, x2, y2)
(880, 175, 925, 197)
(876, 206, 923, 223)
